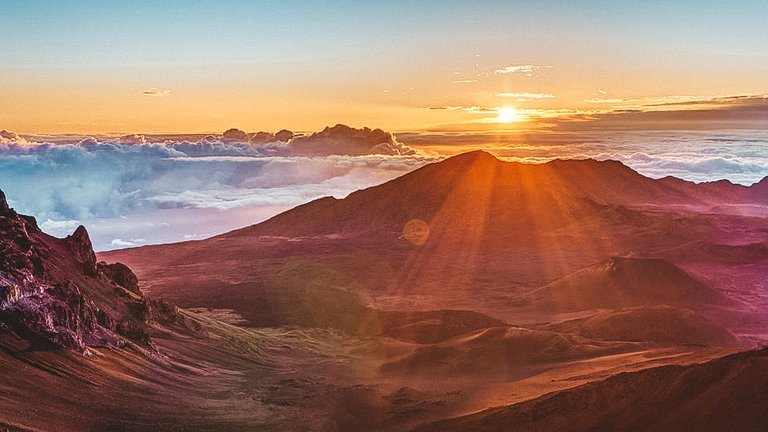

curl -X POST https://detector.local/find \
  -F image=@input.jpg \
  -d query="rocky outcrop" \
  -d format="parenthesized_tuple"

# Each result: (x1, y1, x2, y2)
(98, 261, 140, 295)
(0, 190, 10, 214)
(0, 188, 156, 351)
(66, 225, 98, 276)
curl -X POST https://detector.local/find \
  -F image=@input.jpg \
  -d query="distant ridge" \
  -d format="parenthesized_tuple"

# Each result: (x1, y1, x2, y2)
(220, 151, 766, 239)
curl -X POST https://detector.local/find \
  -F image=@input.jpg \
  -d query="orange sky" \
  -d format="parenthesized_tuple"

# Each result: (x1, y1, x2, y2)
(1, 1, 767, 134)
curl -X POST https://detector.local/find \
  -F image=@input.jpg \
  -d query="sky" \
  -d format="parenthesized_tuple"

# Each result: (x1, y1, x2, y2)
(1, 0, 767, 133)
(0, 1, 766, 249)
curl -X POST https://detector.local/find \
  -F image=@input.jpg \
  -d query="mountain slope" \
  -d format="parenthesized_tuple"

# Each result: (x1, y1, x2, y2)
(103, 151, 768, 332)
(541, 305, 739, 346)
(413, 347, 768, 432)
(220, 151, 767, 240)
(528, 257, 729, 312)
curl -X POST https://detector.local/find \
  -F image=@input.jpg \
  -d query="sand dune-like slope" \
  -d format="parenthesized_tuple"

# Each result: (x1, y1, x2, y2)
(414, 347, 768, 432)
(542, 305, 739, 346)
(381, 326, 642, 378)
(529, 257, 729, 311)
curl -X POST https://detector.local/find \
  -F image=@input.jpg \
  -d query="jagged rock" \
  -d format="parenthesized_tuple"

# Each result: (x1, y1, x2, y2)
(66, 226, 98, 275)
(0, 189, 157, 351)
(98, 262, 141, 295)
(0, 189, 10, 214)
(148, 299, 178, 323)
(0, 283, 20, 306)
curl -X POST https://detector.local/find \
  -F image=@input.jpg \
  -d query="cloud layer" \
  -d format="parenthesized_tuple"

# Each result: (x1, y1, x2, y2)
(1, 118, 765, 250)
(0, 126, 428, 249)
(400, 129, 768, 185)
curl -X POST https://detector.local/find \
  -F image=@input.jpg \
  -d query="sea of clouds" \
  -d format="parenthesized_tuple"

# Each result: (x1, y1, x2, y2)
(0, 126, 766, 250)
(488, 130, 768, 184)
(0, 126, 431, 249)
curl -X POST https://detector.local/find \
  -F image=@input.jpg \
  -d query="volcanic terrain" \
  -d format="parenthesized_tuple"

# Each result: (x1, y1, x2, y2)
(2, 151, 767, 431)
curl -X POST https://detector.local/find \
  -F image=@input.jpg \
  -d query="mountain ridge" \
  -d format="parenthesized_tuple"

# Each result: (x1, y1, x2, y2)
(0, 189, 174, 350)
(215, 151, 766, 240)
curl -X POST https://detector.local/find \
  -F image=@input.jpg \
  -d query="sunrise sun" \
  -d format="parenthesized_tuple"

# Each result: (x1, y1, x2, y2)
(496, 107, 520, 123)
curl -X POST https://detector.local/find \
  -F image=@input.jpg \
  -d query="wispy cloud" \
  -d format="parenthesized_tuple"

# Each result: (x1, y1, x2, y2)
(427, 105, 496, 114)
(110, 238, 146, 248)
(583, 98, 628, 104)
(495, 92, 555, 101)
(493, 65, 551, 76)
(403, 128, 768, 185)
(583, 95, 708, 105)
(452, 79, 479, 84)
(561, 95, 768, 130)
(142, 88, 172, 97)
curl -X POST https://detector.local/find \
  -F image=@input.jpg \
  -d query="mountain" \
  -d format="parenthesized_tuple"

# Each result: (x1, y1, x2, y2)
(4, 148, 768, 431)
(414, 347, 768, 432)
(2, 196, 731, 431)
(104, 151, 767, 334)
(2, 189, 484, 431)
(221, 151, 765, 239)
(528, 257, 729, 312)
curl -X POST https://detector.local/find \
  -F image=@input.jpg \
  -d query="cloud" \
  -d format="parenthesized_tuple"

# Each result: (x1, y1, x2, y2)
(222, 128, 249, 141)
(118, 134, 147, 144)
(142, 88, 171, 97)
(0, 126, 430, 249)
(39, 219, 81, 237)
(401, 127, 768, 185)
(560, 95, 768, 131)
(280, 124, 416, 156)
(493, 65, 551, 75)
(606, 152, 768, 181)
(109, 238, 146, 248)
(0, 129, 26, 144)
(427, 106, 496, 114)
(495, 92, 555, 101)
(453, 79, 479, 84)
(2, 112, 765, 250)
(583, 98, 631, 104)
(583, 95, 708, 105)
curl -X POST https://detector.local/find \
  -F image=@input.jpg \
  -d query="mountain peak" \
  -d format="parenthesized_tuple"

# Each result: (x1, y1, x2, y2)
(0, 188, 10, 215)
(66, 225, 98, 275)
(443, 150, 500, 165)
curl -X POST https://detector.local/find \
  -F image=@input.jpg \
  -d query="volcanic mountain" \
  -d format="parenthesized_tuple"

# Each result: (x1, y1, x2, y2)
(3, 148, 768, 431)
(104, 151, 768, 337)
(222, 151, 766, 236)
(100, 151, 768, 430)
(528, 256, 729, 312)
